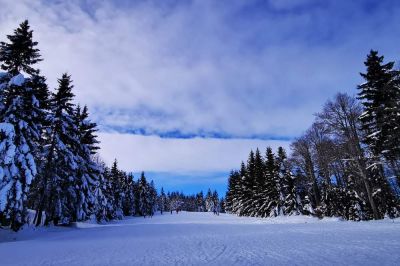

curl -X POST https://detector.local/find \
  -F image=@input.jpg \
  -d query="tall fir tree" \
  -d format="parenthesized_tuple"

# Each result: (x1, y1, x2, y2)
(253, 148, 265, 216)
(0, 75, 43, 231)
(0, 20, 42, 76)
(278, 147, 301, 215)
(260, 147, 280, 217)
(358, 50, 400, 184)
(346, 175, 365, 221)
(138, 172, 149, 217)
(34, 74, 80, 226)
(73, 105, 103, 221)
(0, 20, 45, 231)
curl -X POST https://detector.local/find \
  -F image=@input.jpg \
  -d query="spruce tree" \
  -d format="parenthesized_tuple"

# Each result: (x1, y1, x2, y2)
(148, 180, 157, 216)
(159, 187, 166, 214)
(34, 74, 80, 226)
(73, 105, 103, 221)
(346, 175, 365, 221)
(259, 147, 280, 217)
(212, 190, 219, 213)
(358, 50, 400, 183)
(302, 195, 315, 216)
(225, 170, 240, 213)
(110, 160, 124, 219)
(236, 162, 247, 216)
(0, 20, 42, 76)
(138, 172, 149, 217)
(241, 151, 256, 216)
(205, 188, 214, 212)
(253, 148, 265, 216)
(278, 148, 301, 215)
(0, 74, 43, 231)
(196, 191, 205, 212)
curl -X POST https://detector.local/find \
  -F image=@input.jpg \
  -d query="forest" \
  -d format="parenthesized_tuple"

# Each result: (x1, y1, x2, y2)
(225, 51, 400, 220)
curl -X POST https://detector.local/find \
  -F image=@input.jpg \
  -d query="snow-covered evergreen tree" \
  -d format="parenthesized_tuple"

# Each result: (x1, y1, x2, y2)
(196, 191, 205, 212)
(259, 148, 280, 217)
(148, 180, 157, 216)
(358, 50, 400, 186)
(122, 173, 135, 216)
(0, 74, 43, 231)
(0, 20, 45, 231)
(34, 74, 81, 226)
(302, 195, 315, 216)
(73, 105, 103, 221)
(138, 172, 149, 217)
(253, 148, 265, 217)
(346, 176, 365, 221)
(205, 188, 214, 212)
(281, 168, 301, 215)
(158, 187, 167, 214)
(0, 20, 42, 76)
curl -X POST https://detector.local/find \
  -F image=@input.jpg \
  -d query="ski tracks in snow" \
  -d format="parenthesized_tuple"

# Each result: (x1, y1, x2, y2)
(1, 212, 400, 266)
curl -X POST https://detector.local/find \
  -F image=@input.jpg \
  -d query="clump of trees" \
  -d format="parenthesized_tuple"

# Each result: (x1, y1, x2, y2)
(225, 50, 400, 221)
(157, 188, 224, 214)
(0, 21, 160, 231)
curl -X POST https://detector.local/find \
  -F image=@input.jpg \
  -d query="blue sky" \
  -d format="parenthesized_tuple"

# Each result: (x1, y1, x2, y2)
(1, 0, 400, 196)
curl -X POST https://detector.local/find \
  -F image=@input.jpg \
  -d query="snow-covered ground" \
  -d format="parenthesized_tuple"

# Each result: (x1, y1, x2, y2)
(1, 212, 399, 266)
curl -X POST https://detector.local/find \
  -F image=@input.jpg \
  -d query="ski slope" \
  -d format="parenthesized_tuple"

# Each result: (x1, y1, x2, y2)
(1, 212, 399, 266)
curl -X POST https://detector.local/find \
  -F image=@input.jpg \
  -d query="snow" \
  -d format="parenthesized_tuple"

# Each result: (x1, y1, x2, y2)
(1, 212, 399, 265)
(8, 74, 25, 86)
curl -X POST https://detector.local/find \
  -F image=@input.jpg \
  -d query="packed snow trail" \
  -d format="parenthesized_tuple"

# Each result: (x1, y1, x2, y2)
(1, 212, 400, 266)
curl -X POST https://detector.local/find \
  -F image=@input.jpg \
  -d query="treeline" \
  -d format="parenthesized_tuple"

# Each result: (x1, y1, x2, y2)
(0, 21, 160, 231)
(158, 188, 223, 213)
(226, 50, 400, 221)
(100, 160, 158, 220)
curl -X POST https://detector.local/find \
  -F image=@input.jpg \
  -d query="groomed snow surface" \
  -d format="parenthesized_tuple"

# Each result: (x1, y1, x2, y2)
(1, 212, 399, 266)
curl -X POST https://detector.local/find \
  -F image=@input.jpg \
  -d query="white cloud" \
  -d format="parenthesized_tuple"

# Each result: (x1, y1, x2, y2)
(98, 132, 290, 172)
(2, 0, 399, 139)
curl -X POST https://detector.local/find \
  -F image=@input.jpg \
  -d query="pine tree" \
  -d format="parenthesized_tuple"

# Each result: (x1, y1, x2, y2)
(302, 195, 315, 216)
(358, 50, 400, 184)
(205, 188, 214, 212)
(196, 191, 205, 212)
(369, 164, 399, 218)
(34, 74, 80, 226)
(0, 74, 43, 231)
(0, 20, 42, 76)
(148, 180, 157, 216)
(278, 148, 302, 215)
(109, 160, 124, 219)
(212, 190, 219, 213)
(100, 167, 114, 220)
(159, 187, 166, 214)
(225, 170, 240, 213)
(236, 162, 247, 216)
(259, 147, 280, 217)
(346, 175, 365, 221)
(240, 152, 256, 216)
(94, 166, 109, 222)
(138, 172, 149, 217)
(73, 105, 103, 221)
(253, 148, 265, 216)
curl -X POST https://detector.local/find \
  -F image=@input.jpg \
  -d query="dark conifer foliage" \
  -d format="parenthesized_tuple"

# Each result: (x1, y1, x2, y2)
(0, 20, 42, 75)
(0, 20, 45, 231)
(358, 50, 400, 186)
(225, 147, 301, 218)
(0, 22, 163, 231)
(156, 189, 221, 214)
(225, 50, 400, 221)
